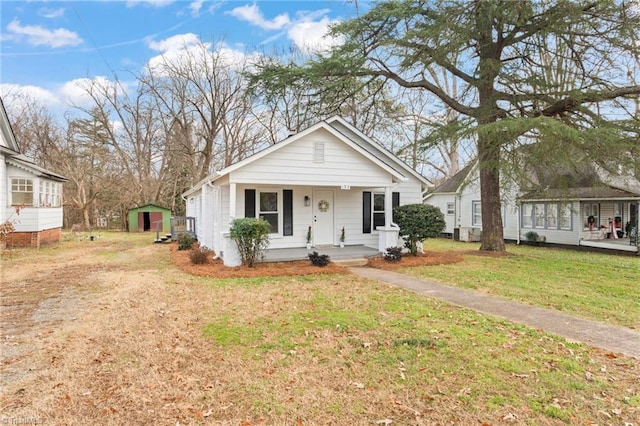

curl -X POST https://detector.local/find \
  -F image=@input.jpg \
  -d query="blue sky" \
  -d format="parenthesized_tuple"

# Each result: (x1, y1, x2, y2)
(0, 0, 362, 113)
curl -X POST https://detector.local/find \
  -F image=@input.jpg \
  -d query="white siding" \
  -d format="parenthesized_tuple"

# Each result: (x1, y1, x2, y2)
(4, 164, 64, 232)
(231, 128, 395, 187)
(425, 193, 458, 234)
(0, 152, 7, 224)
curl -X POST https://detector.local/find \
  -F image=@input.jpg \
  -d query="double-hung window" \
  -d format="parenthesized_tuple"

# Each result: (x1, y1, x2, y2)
(446, 202, 455, 215)
(39, 180, 62, 207)
(471, 201, 482, 227)
(11, 178, 33, 206)
(373, 193, 385, 230)
(258, 191, 279, 233)
(559, 203, 572, 230)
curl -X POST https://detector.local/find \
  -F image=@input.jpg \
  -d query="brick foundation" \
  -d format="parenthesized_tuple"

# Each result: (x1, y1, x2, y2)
(4, 228, 62, 249)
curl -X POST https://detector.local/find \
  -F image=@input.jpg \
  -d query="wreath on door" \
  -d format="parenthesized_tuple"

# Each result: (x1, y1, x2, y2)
(318, 200, 330, 212)
(587, 215, 596, 225)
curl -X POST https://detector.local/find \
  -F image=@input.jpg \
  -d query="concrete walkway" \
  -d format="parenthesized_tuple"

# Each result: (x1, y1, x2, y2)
(349, 267, 640, 358)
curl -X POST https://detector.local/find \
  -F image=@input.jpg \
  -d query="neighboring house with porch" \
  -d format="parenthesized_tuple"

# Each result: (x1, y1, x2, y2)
(183, 116, 431, 266)
(424, 160, 640, 254)
(0, 97, 67, 248)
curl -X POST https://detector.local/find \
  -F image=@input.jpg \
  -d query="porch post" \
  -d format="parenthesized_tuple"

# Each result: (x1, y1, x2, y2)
(378, 186, 400, 252)
(384, 186, 392, 227)
(229, 182, 237, 219)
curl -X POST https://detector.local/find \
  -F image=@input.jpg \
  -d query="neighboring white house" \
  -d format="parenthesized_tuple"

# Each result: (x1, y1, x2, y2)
(183, 116, 432, 266)
(1, 98, 67, 248)
(424, 160, 640, 253)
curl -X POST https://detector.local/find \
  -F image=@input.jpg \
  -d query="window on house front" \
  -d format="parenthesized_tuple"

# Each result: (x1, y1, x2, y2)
(258, 191, 279, 233)
(545, 204, 558, 229)
(373, 193, 385, 229)
(471, 201, 482, 226)
(533, 204, 545, 228)
(446, 202, 455, 215)
(11, 178, 33, 206)
(559, 203, 572, 230)
(39, 180, 62, 207)
(522, 202, 572, 230)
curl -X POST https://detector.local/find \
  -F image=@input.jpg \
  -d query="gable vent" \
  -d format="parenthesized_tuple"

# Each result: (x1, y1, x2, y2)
(313, 142, 325, 163)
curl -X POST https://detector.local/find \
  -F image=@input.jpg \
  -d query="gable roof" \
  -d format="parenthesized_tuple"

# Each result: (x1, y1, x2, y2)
(128, 203, 171, 212)
(0, 97, 67, 182)
(425, 161, 476, 197)
(185, 116, 431, 196)
(0, 98, 20, 152)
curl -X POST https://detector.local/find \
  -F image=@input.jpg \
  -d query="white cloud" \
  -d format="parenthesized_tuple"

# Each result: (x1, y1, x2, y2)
(58, 76, 124, 109)
(5, 19, 83, 48)
(288, 16, 342, 54)
(0, 83, 64, 113)
(147, 32, 201, 52)
(39, 7, 65, 19)
(146, 33, 260, 77)
(226, 4, 342, 53)
(126, 0, 174, 7)
(227, 3, 290, 30)
(189, 0, 204, 16)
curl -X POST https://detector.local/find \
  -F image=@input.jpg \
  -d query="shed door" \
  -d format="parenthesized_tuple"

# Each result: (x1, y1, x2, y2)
(313, 190, 334, 246)
(149, 212, 163, 232)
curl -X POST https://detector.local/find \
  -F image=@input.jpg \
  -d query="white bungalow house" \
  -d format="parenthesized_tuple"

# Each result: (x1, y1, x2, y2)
(424, 160, 639, 254)
(1, 98, 67, 248)
(183, 116, 431, 266)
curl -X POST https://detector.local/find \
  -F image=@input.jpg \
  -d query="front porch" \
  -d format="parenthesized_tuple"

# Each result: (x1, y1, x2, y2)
(579, 237, 638, 253)
(260, 244, 381, 263)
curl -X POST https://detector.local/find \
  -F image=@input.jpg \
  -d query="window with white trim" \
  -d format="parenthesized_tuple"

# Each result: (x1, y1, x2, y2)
(471, 201, 482, 226)
(373, 193, 385, 230)
(533, 204, 545, 228)
(545, 204, 558, 229)
(446, 202, 455, 215)
(522, 202, 572, 230)
(559, 203, 572, 230)
(258, 191, 279, 233)
(11, 178, 33, 206)
(39, 180, 62, 207)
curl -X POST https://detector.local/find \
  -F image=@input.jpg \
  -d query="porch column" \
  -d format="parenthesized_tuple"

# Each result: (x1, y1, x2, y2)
(229, 182, 237, 219)
(378, 186, 400, 252)
(384, 186, 392, 227)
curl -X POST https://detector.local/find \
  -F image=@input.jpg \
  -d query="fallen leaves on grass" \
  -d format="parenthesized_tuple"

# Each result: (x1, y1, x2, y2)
(170, 245, 349, 278)
(367, 251, 464, 270)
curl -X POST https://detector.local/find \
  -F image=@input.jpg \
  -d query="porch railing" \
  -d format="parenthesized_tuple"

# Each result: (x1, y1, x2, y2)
(170, 216, 196, 241)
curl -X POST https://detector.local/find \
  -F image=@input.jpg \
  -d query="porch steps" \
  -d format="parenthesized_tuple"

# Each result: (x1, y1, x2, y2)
(331, 258, 369, 267)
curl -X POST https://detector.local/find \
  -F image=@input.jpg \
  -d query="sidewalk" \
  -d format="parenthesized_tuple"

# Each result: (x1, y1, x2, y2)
(349, 267, 640, 358)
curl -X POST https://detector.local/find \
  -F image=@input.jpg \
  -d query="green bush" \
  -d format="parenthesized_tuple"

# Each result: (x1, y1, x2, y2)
(308, 251, 330, 267)
(177, 233, 195, 250)
(524, 231, 540, 245)
(230, 217, 271, 267)
(189, 246, 213, 264)
(393, 204, 446, 255)
(383, 246, 403, 262)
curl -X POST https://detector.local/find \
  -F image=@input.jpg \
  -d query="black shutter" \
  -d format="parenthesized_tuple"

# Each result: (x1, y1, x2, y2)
(392, 191, 400, 224)
(392, 192, 400, 209)
(363, 191, 371, 234)
(283, 189, 293, 236)
(244, 189, 255, 217)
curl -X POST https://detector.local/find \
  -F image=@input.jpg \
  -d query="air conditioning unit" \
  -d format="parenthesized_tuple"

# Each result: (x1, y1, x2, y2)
(459, 227, 482, 242)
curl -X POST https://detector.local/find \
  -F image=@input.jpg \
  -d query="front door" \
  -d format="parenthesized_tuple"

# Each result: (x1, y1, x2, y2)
(313, 190, 334, 246)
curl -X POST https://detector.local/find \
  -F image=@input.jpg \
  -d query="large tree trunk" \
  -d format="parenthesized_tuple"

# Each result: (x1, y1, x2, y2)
(475, 0, 505, 252)
(478, 135, 505, 251)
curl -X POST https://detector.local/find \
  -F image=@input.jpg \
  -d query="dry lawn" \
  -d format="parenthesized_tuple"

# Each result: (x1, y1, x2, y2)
(1, 234, 638, 425)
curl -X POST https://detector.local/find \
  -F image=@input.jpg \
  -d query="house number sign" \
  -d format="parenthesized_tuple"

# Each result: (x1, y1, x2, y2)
(318, 200, 330, 212)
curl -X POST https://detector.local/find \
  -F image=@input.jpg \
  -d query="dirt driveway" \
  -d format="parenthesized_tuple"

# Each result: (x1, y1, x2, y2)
(1, 234, 224, 424)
